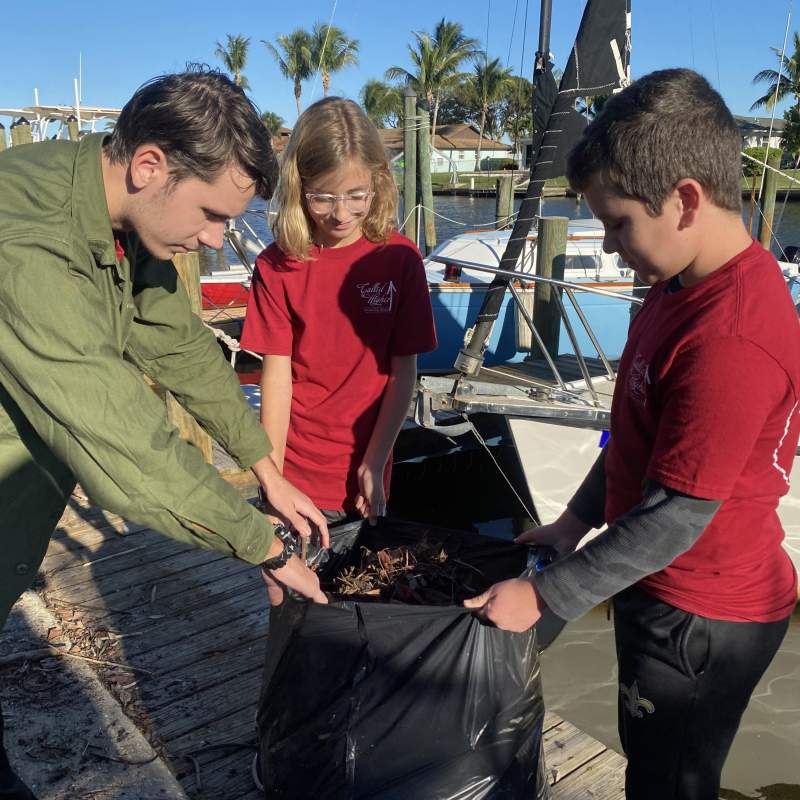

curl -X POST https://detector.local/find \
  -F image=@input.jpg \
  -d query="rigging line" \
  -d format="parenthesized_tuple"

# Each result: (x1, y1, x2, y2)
(687, 0, 695, 69)
(750, 198, 790, 260)
(468, 424, 537, 522)
(514, 0, 531, 159)
(742, 151, 800, 185)
(758, 9, 792, 202)
(422, 205, 520, 226)
(485, 0, 492, 66)
(401, 203, 520, 229)
(308, 0, 340, 102)
(708, 0, 722, 93)
(506, 0, 520, 68)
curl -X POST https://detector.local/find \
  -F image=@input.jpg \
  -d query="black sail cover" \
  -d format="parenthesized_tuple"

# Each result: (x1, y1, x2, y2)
(459, 0, 631, 368)
(532, 0, 631, 183)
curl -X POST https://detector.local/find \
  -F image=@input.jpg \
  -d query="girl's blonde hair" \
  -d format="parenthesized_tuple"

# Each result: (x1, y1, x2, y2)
(273, 97, 398, 260)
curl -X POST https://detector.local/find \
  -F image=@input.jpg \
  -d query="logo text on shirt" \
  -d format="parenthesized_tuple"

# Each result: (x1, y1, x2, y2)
(628, 352, 650, 406)
(357, 281, 397, 314)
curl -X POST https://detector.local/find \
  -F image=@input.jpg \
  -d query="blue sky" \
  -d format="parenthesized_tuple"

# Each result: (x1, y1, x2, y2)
(0, 0, 797, 127)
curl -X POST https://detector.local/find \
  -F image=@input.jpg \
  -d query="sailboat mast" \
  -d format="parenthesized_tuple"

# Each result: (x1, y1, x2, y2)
(453, 0, 554, 377)
(537, 0, 552, 66)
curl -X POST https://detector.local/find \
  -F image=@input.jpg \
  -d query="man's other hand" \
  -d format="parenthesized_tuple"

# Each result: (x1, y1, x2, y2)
(261, 554, 328, 606)
(252, 455, 329, 546)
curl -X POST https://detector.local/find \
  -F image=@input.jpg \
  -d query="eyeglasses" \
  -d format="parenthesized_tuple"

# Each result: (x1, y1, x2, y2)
(304, 191, 374, 214)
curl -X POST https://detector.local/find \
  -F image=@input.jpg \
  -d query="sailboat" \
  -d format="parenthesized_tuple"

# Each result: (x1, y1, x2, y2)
(411, 0, 632, 515)
(405, 0, 800, 575)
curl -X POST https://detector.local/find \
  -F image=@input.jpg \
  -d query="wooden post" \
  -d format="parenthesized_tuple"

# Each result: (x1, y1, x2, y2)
(0, 123, 6, 152)
(66, 115, 79, 142)
(403, 87, 417, 245)
(11, 118, 32, 146)
(215, 247, 227, 272)
(167, 252, 214, 464)
(758, 151, 782, 250)
(747, 171, 758, 235)
(495, 174, 514, 230)
(532, 216, 568, 359)
(197, 246, 216, 276)
(417, 103, 437, 253)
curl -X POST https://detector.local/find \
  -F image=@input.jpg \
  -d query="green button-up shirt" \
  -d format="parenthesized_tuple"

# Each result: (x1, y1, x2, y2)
(0, 133, 274, 563)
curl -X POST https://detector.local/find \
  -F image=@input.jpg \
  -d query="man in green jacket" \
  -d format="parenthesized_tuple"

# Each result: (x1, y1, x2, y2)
(0, 69, 328, 799)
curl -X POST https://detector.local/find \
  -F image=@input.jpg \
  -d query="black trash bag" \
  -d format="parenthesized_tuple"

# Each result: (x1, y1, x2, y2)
(256, 518, 550, 800)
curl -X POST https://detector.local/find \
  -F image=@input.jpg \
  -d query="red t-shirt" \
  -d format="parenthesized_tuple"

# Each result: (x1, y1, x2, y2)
(606, 241, 800, 622)
(240, 233, 437, 510)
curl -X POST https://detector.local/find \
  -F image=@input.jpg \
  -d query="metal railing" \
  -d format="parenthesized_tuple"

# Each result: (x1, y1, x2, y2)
(438, 258, 644, 407)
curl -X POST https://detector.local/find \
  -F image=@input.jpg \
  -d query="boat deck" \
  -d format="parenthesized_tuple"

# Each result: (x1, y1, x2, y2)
(32, 475, 625, 799)
(431, 354, 619, 390)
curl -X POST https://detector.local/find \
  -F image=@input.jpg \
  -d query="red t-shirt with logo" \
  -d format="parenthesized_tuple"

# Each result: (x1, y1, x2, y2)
(606, 241, 800, 622)
(240, 233, 437, 510)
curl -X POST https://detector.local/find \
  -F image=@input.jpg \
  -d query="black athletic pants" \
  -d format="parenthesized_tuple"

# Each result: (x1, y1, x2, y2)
(613, 586, 790, 800)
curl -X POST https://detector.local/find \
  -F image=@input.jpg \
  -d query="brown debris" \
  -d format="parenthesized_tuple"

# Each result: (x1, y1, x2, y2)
(325, 537, 483, 605)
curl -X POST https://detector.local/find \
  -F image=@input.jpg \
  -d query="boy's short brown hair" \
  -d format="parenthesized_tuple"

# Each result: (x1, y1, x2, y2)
(567, 68, 742, 215)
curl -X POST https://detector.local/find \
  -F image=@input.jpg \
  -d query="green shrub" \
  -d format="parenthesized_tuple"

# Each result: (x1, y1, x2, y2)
(742, 146, 782, 177)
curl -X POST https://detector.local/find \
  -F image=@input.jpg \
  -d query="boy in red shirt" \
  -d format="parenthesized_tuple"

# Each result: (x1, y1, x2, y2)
(465, 68, 799, 798)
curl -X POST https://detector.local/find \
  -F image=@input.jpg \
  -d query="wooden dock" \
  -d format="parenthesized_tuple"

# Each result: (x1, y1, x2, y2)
(32, 476, 625, 799)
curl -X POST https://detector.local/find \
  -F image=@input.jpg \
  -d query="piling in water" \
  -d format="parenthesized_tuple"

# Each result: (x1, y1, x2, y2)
(403, 87, 417, 245)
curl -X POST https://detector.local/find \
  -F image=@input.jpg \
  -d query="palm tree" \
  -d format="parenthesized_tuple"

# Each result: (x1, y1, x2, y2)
(752, 33, 800, 161)
(386, 18, 478, 136)
(499, 76, 533, 164)
(260, 111, 285, 136)
(752, 32, 800, 112)
(264, 29, 314, 117)
(472, 56, 514, 170)
(215, 34, 251, 90)
(310, 23, 359, 96)
(360, 80, 403, 128)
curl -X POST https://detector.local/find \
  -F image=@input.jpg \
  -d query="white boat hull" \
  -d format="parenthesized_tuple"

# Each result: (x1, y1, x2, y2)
(506, 414, 800, 576)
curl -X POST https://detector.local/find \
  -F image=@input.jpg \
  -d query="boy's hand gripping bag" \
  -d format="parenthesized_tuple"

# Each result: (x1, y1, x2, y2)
(256, 519, 550, 799)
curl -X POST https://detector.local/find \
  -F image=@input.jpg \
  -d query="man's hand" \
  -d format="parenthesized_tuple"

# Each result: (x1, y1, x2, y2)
(261, 534, 328, 605)
(355, 462, 385, 526)
(515, 508, 590, 556)
(463, 577, 545, 632)
(252, 455, 329, 546)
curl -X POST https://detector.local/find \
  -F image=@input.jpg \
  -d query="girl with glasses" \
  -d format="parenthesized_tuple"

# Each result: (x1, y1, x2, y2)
(241, 97, 437, 574)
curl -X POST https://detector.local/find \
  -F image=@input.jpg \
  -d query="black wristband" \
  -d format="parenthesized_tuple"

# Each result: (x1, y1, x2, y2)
(261, 524, 299, 571)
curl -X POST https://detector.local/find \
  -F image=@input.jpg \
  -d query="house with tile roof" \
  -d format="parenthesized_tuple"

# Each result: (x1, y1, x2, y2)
(378, 122, 514, 173)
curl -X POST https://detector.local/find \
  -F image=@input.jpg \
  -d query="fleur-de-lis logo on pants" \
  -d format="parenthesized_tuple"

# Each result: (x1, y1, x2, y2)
(620, 680, 655, 719)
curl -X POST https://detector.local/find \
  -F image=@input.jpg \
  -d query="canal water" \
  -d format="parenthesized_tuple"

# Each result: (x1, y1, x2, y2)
(235, 191, 800, 259)
(234, 194, 800, 797)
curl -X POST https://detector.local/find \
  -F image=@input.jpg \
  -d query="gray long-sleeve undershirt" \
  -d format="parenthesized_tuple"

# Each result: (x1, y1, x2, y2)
(534, 450, 721, 621)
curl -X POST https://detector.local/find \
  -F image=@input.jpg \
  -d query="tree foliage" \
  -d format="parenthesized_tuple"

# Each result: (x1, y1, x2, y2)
(215, 34, 251, 90)
(752, 32, 800, 111)
(742, 146, 783, 177)
(260, 110, 285, 135)
(361, 80, 403, 128)
(782, 106, 800, 157)
(263, 29, 314, 116)
(386, 18, 478, 135)
(310, 23, 359, 96)
(471, 56, 514, 167)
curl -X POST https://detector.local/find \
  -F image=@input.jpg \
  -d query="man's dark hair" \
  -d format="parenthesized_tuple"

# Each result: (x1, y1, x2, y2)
(567, 68, 742, 215)
(106, 67, 277, 199)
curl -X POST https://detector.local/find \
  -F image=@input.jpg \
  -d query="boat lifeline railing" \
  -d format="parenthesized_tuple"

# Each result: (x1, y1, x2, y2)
(440, 257, 644, 406)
